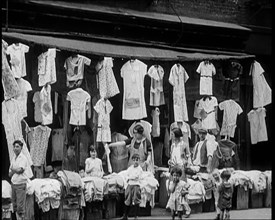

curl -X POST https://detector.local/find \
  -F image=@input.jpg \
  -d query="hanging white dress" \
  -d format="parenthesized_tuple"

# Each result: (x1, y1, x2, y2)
(121, 59, 147, 120)
(169, 64, 189, 122)
(147, 65, 165, 106)
(196, 61, 216, 95)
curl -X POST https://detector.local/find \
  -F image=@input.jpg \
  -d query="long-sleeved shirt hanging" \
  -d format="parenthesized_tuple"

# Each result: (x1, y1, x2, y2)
(197, 96, 218, 130)
(249, 61, 271, 108)
(67, 88, 91, 126)
(219, 100, 243, 138)
(94, 98, 113, 142)
(40, 84, 53, 125)
(15, 78, 32, 119)
(38, 48, 57, 87)
(223, 61, 243, 101)
(6, 43, 29, 78)
(247, 107, 268, 144)
(147, 65, 165, 106)
(64, 54, 91, 88)
(2, 98, 33, 168)
(2, 40, 20, 100)
(169, 64, 189, 122)
(28, 125, 51, 166)
(196, 61, 216, 95)
(121, 59, 147, 120)
(96, 57, 120, 99)
(151, 107, 160, 137)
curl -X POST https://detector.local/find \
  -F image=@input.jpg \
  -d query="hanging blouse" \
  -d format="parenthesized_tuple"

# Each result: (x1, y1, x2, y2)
(196, 61, 216, 95)
(169, 64, 189, 122)
(249, 61, 271, 108)
(38, 48, 57, 87)
(94, 98, 113, 143)
(121, 59, 147, 120)
(67, 88, 91, 126)
(147, 65, 165, 106)
(6, 43, 29, 78)
(15, 78, 32, 119)
(97, 57, 120, 99)
(2, 40, 20, 100)
(64, 54, 91, 88)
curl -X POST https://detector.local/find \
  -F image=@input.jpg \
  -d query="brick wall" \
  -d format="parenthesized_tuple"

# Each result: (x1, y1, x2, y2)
(81, 0, 271, 26)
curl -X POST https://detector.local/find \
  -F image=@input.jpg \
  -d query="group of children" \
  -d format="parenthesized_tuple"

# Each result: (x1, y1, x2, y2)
(165, 166, 233, 220)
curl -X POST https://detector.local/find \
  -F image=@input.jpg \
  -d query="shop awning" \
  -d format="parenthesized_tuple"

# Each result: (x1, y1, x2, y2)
(2, 32, 255, 61)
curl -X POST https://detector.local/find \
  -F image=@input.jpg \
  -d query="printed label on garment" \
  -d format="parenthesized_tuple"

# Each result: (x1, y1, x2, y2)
(125, 98, 140, 108)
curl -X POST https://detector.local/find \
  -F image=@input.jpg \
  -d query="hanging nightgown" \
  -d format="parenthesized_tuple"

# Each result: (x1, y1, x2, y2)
(38, 48, 57, 87)
(2, 99, 33, 172)
(6, 43, 29, 78)
(169, 64, 189, 122)
(121, 59, 147, 120)
(2, 40, 20, 100)
(249, 61, 272, 108)
(151, 107, 160, 137)
(147, 65, 165, 106)
(97, 57, 120, 99)
(94, 98, 113, 142)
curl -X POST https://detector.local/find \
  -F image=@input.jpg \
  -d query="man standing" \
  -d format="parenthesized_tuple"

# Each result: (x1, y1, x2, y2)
(9, 140, 31, 220)
(192, 128, 216, 173)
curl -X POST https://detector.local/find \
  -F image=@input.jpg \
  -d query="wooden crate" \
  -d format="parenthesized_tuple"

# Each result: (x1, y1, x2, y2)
(202, 194, 215, 213)
(104, 198, 116, 219)
(235, 186, 249, 210)
(158, 176, 169, 208)
(264, 183, 272, 207)
(128, 202, 151, 217)
(249, 189, 264, 208)
(189, 202, 203, 214)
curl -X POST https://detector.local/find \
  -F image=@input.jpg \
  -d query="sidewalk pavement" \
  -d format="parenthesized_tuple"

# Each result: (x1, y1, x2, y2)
(111, 207, 272, 219)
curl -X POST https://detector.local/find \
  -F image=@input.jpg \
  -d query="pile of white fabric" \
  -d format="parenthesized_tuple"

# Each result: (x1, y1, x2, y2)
(2, 180, 13, 219)
(26, 178, 62, 212)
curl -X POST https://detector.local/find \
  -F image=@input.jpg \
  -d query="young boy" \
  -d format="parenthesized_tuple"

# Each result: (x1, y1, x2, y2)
(85, 145, 104, 178)
(121, 153, 143, 220)
(217, 169, 233, 220)
(166, 166, 191, 219)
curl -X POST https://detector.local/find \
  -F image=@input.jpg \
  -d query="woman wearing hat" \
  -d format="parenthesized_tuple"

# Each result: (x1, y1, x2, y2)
(191, 127, 216, 173)
(168, 127, 192, 181)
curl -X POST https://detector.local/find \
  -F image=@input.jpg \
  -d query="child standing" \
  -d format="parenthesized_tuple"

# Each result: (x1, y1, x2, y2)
(85, 145, 104, 178)
(217, 169, 233, 220)
(166, 166, 191, 219)
(121, 153, 143, 220)
(212, 169, 222, 220)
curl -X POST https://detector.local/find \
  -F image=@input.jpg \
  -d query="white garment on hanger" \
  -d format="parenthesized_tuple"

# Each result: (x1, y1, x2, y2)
(121, 59, 147, 120)
(147, 65, 165, 106)
(249, 61, 271, 108)
(40, 84, 53, 125)
(219, 99, 243, 138)
(247, 107, 268, 144)
(151, 107, 160, 137)
(196, 61, 216, 95)
(67, 88, 91, 126)
(169, 64, 189, 122)
(6, 43, 29, 78)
